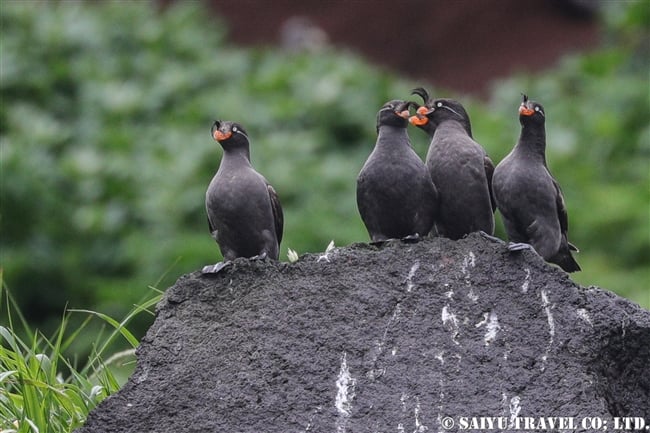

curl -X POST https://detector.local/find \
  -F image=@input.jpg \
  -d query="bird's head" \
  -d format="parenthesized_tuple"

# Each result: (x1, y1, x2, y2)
(211, 120, 249, 146)
(409, 92, 472, 136)
(518, 94, 545, 125)
(376, 99, 414, 132)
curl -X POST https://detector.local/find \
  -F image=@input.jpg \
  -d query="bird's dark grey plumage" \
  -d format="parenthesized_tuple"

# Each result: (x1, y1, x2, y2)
(410, 89, 495, 240)
(204, 120, 283, 272)
(492, 95, 580, 272)
(356, 100, 438, 242)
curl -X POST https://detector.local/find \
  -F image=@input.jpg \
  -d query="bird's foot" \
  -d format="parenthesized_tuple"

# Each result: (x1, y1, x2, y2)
(250, 252, 268, 261)
(478, 231, 505, 244)
(401, 233, 421, 243)
(201, 261, 232, 274)
(506, 242, 534, 252)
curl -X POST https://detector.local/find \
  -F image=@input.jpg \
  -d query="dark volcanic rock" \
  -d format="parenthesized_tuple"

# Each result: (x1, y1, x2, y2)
(77, 234, 650, 433)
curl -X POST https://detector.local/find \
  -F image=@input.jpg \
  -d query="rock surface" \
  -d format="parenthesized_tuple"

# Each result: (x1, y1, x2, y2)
(77, 234, 650, 433)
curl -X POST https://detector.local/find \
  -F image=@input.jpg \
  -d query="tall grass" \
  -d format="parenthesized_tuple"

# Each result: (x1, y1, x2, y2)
(0, 270, 162, 432)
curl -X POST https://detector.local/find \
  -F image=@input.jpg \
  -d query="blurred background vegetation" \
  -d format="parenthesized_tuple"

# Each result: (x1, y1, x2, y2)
(1, 1, 648, 358)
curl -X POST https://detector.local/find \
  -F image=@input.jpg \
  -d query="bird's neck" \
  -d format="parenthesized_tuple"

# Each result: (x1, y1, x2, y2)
(420, 122, 437, 138)
(376, 126, 410, 150)
(222, 146, 251, 165)
(516, 124, 547, 164)
(437, 120, 472, 138)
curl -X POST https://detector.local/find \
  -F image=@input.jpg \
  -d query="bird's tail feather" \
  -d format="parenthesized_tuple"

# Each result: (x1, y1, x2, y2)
(552, 251, 581, 273)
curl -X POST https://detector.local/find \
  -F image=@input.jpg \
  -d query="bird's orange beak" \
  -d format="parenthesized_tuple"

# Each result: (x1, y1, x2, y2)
(519, 104, 535, 116)
(409, 113, 429, 126)
(213, 130, 232, 141)
(395, 109, 410, 119)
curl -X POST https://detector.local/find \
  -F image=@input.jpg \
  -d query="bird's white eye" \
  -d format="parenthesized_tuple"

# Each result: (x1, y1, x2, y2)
(437, 102, 443, 107)
(233, 126, 238, 132)
(534, 106, 540, 112)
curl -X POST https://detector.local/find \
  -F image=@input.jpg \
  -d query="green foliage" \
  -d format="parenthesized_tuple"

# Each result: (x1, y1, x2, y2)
(0, 276, 160, 432)
(0, 0, 647, 347)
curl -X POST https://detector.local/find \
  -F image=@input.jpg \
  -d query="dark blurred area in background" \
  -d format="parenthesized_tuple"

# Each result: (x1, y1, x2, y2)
(166, 0, 601, 95)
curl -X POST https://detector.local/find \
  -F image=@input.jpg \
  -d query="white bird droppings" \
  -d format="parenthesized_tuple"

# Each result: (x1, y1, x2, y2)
(406, 261, 420, 292)
(442, 305, 456, 327)
(461, 251, 476, 284)
(540, 290, 555, 368)
(576, 308, 593, 327)
(475, 312, 500, 346)
(413, 397, 428, 432)
(484, 311, 500, 346)
(442, 305, 460, 345)
(508, 396, 522, 428)
(521, 268, 531, 293)
(541, 290, 555, 339)
(466, 251, 476, 268)
(335, 352, 356, 432)
(400, 392, 408, 411)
